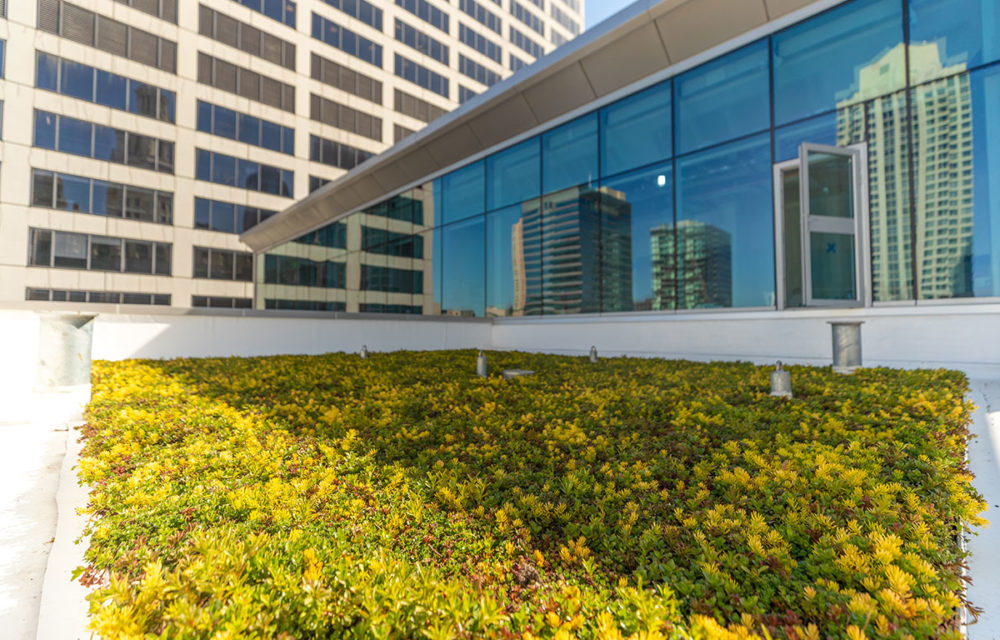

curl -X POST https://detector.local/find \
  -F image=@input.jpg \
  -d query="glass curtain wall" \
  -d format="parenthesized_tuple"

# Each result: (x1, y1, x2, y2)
(258, 0, 1000, 313)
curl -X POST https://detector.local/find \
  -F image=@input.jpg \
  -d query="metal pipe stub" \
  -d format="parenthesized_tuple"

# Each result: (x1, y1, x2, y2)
(828, 320, 864, 374)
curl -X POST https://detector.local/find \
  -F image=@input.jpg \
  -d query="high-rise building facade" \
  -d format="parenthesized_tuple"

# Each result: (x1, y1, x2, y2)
(0, 0, 583, 308)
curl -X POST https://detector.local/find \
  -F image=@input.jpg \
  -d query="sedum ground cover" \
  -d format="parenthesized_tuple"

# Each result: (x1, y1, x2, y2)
(79, 351, 985, 640)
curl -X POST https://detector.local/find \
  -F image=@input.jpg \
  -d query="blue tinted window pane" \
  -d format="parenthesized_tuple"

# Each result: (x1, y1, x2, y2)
(34, 111, 57, 149)
(160, 90, 176, 123)
(211, 201, 236, 233)
(485, 201, 541, 316)
(58, 117, 92, 156)
(676, 40, 769, 154)
(59, 174, 91, 212)
(282, 127, 295, 155)
(264, 0, 283, 21)
(601, 162, 673, 311)
(91, 181, 111, 215)
(60, 60, 94, 101)
(261, 120, 281, 150)
(36, 53, 59, 91)
(773, 0, 903, 126)
(238, 160, 259, 190)
(197, 102, 212, 133)
(540, 187, 602, 314)
(96, 71, 127, 111)
(214, 106, 237, 139)
(600, 81, 671, 178)
(260, 165, 281, 194)
(213, 154, 236, 186)
(196, 149, 211, 181)
(93, 126, 122, 162)
(773, 112, 838, 162)
(910, 0, 1000, 72)
(440, 160, 485, 224)
(128, 81, 159, 118)
(194, 198, 211, 229)
(441, 217, 485, 316)
(676, 133, 773, 308)
(238, 113, 259, 145)
(281, 170, 294, 197)
(486, 137, 540, 211)
(542, 114, 598, 193)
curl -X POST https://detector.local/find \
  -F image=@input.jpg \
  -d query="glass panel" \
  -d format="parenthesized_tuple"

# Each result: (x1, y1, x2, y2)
(159, 90, 176, 123)
(96, 70, 127, 111)
(30, 230, 52, 266)
(125, 187, 155, 221)
(239, 160, 260, 191)
(128, 81, 159, 118)
(58, 117, 92, 156)
(773, 0, 903, 126)
(211, 200, 236, 233)
(93, 126, 124, 162)
(600, 81, 671, 178)
(236, 254, 253, 281)
(600, 162, 673, 312)
(91, 181, 111, 215)
(810, 232, 857, 299)
(782, 168, 804, 308)
(127, 134, 157, 170)
(485, 200, 541, 317)
(155, 243, 172, 275)
(440, 216, 485, 317)
(36, 53, 59, 91)
(90, 237, 121, 271)
(676, 133, 773, 308)
(214, 105, 237, 139)
(32, 171, 55, 207)
(197, 101, 212, 132)
(807, 151, 854, 218)
(909, 0, 1000, 74)
(60, 60, 94, 101)
(194, 248, 210, 278)
(541, 186, 602, 315)
(238, 113, 259, 145)
(261, 121, 281, 150)
(440, 160, 485, 224)
(196, 149, 212, 181)
(542, 114, 597, 194)
(34, 111, 57, 149)
(676, 40, 769, 154)
(213, 154, 236, 186)
(124, 241, 153, 273)
(774, 113, 839, 162)
(486, 137, 540, 211)
(211, 251, 234, 279)
(59, 174, 91, 212)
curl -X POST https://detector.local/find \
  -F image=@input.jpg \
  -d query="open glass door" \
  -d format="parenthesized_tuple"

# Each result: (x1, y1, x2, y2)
(774, 143, 870, 309)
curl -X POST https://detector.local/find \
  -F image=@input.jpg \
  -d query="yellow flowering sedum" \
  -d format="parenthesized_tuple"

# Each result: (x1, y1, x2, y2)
(79, 352, 985, 639)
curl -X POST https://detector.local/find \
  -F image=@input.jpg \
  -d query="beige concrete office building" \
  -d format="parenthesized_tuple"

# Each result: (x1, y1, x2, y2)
(0, 0, 582, 309)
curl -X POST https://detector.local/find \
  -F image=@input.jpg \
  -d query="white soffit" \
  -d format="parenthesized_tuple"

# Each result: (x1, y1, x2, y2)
(241, 0, 824, 252)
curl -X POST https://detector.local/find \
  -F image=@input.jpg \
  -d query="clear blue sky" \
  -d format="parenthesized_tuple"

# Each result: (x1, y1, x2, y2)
(586, 0, 630, 29)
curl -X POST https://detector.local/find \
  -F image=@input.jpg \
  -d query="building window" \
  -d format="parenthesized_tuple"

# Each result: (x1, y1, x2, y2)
(31, 169, 173, 224)
(393, 124, 415, 143)
(310, 94, 382, 141)
(264, 255, 346, 288)
(33, 111, 174, 173)
(29, 228, 172, 275)
(37, 0, 177, 73)
(509, 26, 543, 58)
(196, 101, 294, 154)
(359, 303, 422, 314)
(311, 13, 383, 67)
(194, 197, 275, 234)
(0, 39, 5, 78)
(265, 299, 346, 311)
(199, 5, 296, 70)
(394, 54, 449, 98)
(394, 89, 447, 123)
(362, 227, 424, 258)
(459, 54, 501, 87)
(459, 24, 502, 64)
(294, 221, 347, 248)
(550, 30, 567, 47)
(309, 175, 331, 193)
(510, 54, 527, 72)
(360, 265, 423, 293)
(115, 0, 177, 22)
(395, 19, 449, 65)
(549, 3, 579, 35)
(309, 134, 374, 170)
(231, 0, 296, 28)
(36, 53, 176, 123)
(193, 247, 253, 281)
(459, 0, 500, 35)
(27, 288, 171, 305)
(320, 0, 381, 30)
(459, 86, 478, 103)
(395, 0, 448, 34)
(197, 53, 296, 113)
(192, 296, 252, 308)
(510, 0, 544, 37)
(310, 53, 382, 105)
(195, 149, 294, 197)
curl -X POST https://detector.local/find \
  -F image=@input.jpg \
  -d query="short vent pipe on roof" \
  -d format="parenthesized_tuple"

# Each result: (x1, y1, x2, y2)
(829, 321, 864, 374)
(770, 361, 792, 398)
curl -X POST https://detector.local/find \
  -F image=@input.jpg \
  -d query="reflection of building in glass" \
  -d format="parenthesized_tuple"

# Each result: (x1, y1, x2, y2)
(651, 220, 731, 309)
(510, 188, 632, 315)
(837, 42, 972, 299)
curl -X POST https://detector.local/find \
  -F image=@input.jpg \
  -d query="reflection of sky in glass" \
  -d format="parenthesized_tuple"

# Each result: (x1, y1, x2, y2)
(969, 65, 1000, 296)
(485, 204, 523, 316)
(601, 163, 672, 308)
(909, 0, 1000, 69)
(441, 217, 485, 315)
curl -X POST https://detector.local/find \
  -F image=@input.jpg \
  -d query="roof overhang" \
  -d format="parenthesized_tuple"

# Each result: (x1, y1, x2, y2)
(241, 0, 821, 252)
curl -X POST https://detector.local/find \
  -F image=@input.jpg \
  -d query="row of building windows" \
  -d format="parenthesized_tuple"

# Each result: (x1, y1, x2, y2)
(362, 227, 424, 257)
(31, 169, 173, 224)
(29, 228, 172, 275)
(295, 221, 347, 247)
(114, 0, 177, 23)
(37, 0, 177, 73)
(396, 0, 448, 34)
(195, 149, 294, 197)
(459, 54, 501, 87)
(395, 54, 450, 97)
(394, 89, 447, 123)
(459, 0, 501, 35)
(36, 53, 176, 123)
(312, 13, 383, 67)
(27, 288, 172, 305)
(192, 296, 253, 308)
(34, 111, 174, 174)
(322, 0, 382, 30)
(509, 25, 543, 58)
(232, 0, 296, 28)
(197, 52, 296, 113)
(309, 134, 375, 170)
(193, 246, 254, 281)
(265, 299, 345, 311)
(264, 255, 346, 288)
(510, 0, 544, 36)
(196, 101, 295, 155)
(310, 94, 383, 141)
(395, 18, 449, 65)
(459, 23, 502, 64)
(549, 3, 579, 35)
(195, 197, 275, 234)
(310, 52, 383, 105)
(550, 30, 567, 47)
(199, 4, 296, 71)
